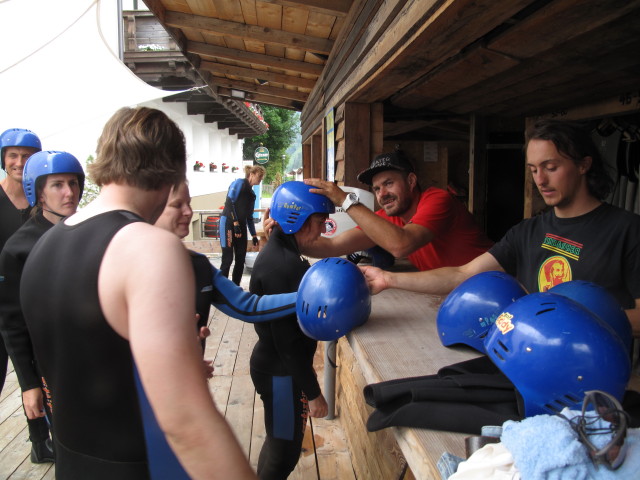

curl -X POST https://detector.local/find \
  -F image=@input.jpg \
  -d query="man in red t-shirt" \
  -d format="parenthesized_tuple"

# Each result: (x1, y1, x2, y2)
(301, 148, 493, 271)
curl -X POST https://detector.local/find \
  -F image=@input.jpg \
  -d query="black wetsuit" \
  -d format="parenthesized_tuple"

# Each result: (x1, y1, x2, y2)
(0, 212, 53, 445)
(19, 211, 299, 479)
(190, 250, 297, 352)
(0, 185, 30, 395)
(220, 178, 257, 285)
(21, 210, 154, 479)
(249, 228, 320, 480)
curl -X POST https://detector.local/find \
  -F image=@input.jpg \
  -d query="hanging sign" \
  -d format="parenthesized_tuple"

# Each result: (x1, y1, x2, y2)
(254, 146, 270, 164)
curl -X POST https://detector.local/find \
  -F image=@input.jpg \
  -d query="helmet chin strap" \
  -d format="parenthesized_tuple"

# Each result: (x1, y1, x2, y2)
(43, 208, 67, 219)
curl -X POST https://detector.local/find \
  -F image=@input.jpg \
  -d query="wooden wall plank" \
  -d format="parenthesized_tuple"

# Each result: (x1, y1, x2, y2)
(336, 338, 409, 480)
(489, 0, 640, 58)
(310, 132, 324, 178)
(343, 103, 371, 185)
(391, 46, 520, 108)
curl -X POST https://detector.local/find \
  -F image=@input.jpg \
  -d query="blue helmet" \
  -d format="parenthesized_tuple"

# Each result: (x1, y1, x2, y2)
(1, 128, 42, 169)
(436, 271, 527, 352)
(484, 292, 631, 417)
(297, 257, 371, 341)
(549, 280, 632, 355)
(270, 181, 335, 234)
(22, 151, 85, 206)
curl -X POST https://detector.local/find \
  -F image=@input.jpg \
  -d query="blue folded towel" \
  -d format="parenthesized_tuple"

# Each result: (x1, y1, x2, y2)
(501, 408, 640, 479)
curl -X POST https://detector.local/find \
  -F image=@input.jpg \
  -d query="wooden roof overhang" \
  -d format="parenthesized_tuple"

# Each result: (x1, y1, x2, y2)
(142, 0, 640, 141)
(142, 0, 349, 112)
(124, 9, 268, 139)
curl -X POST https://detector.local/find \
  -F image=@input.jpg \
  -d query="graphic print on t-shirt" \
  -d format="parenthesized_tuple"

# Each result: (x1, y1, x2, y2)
(537, 233, 581, 291)
(541, 233, 582, 260)
(538, 255, 572, 292)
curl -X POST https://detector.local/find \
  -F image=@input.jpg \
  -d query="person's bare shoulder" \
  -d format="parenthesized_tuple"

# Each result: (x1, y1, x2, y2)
(104, 222, 190, 285)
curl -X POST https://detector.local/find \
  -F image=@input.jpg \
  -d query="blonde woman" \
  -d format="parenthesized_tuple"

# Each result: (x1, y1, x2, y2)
(220, 165, 265, 285)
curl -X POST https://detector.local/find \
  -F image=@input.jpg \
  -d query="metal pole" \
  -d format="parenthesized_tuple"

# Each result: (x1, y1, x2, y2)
(116, 0, 124, 61)
(323, 340, 337, 419)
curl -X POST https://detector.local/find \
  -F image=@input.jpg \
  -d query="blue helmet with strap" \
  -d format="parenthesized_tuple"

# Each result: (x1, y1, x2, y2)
(436, 271, 527, 352)
(1, 128, 42, 169)
(484, 292, 631, 417)
(297, 257, 371, 341)
(270, 181, 335, 234)
(549, 280, 632, 355)
(22, 151, 85, 206)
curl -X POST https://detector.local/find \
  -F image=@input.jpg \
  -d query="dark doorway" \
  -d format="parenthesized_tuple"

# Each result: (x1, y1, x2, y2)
(485, 133, 524, 242)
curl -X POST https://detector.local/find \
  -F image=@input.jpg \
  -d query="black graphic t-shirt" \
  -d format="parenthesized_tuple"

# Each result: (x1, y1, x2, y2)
(489, 203, 640, 309)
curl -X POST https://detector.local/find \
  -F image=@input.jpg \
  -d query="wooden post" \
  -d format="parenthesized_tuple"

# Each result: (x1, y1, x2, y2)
(469, 114, 488, 229)
(310, 132, 323, 179)
(343, 103, 373, 186)
(302, 142, 312, 179)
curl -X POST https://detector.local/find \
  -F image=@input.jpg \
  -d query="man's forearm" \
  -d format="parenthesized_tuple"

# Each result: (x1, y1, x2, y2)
(386, 267, 465, 295)
(345, 204, 432, 258)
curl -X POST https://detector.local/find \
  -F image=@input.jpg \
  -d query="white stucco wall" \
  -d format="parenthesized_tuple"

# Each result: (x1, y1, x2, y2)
(140, 99, 246, 197)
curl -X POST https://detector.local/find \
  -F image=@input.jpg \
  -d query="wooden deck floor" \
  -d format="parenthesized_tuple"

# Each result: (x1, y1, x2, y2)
(0, 274, 356, 479)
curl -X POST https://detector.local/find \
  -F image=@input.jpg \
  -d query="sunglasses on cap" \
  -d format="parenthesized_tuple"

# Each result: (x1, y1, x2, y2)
(562, 390, 629, 470)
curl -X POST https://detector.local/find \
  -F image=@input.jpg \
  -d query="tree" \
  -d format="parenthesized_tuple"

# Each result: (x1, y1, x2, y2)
(243, 106, 299, 185)
(79, 155, 101, 208)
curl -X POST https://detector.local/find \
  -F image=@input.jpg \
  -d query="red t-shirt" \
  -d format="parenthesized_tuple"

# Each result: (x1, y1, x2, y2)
(374, 187, 493, 271)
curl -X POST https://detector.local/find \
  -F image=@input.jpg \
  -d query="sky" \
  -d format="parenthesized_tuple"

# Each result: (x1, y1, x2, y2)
(0, 0, 174, 165)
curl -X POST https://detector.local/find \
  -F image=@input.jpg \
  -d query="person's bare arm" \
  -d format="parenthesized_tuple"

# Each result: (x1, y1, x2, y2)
(301, 226, 376, 258)
(626, 299, 640, 337)
(361, 251, 504, 296)
(100, 224, 256, 480)
(305, 178, 433, 258)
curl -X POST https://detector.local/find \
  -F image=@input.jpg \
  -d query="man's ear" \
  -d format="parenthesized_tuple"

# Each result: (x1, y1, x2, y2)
(579, 156, 593, 174)
(407, 172, 418, 189)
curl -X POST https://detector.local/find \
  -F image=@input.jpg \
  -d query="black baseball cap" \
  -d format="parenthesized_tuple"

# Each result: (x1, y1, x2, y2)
(356, 149, 415, 185)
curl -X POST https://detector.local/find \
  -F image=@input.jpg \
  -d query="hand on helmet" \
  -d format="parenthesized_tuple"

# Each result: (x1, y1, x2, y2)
(304, 178, 348, 206)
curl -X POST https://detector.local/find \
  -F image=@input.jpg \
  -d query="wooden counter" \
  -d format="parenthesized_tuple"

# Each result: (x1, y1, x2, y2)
(336, 288, 481, 480)
(336, 288, 640, 480)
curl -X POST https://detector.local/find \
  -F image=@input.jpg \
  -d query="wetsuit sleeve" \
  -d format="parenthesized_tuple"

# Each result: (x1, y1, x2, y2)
(225, 179, 243, 223)
(0, 249, 41, 391)
(246, 212, 257, 237)
(210, 265, 297, 322)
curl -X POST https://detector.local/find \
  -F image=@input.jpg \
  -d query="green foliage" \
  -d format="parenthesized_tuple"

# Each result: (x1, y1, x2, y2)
(243, 106, 299, 185)
(79, 155, 100, 208)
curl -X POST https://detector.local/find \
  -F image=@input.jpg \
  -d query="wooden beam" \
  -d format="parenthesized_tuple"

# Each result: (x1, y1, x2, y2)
(188, 41, 324, 76)
(488, 0, 640, 58)
(351, 0, 534, 104)
(200, 61, 317, 89)
(203, 114, 231, 121)
(123, 51, 186, 63)
(391, 45, 520, 108)
(260, 0, 352, 17)
(212, 78, 309, 102)
(164, 11, 333, 55)
(217, 87, 303, 110)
